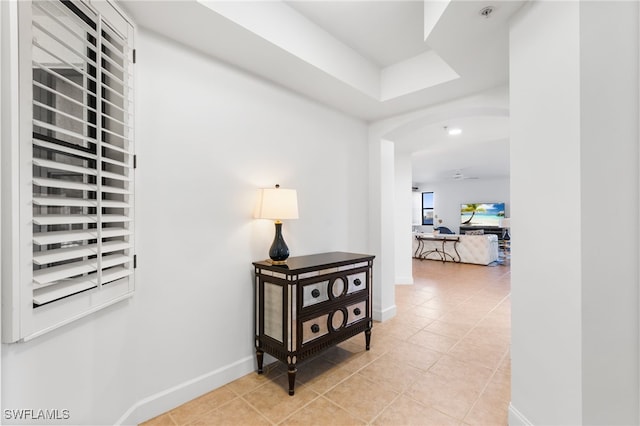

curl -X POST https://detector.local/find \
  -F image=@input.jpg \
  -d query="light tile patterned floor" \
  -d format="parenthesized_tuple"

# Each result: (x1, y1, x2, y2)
(142, 259, 511, 425)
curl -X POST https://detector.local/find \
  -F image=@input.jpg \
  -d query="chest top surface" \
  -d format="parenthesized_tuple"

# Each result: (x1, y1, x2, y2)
(253, 251, 374, 276)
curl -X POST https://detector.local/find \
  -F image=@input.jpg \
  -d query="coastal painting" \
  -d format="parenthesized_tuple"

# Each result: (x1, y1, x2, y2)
(460, 203, 505, 227)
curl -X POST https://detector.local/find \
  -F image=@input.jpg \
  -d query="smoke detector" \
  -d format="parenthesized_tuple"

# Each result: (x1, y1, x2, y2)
(479, 6, 495, 18)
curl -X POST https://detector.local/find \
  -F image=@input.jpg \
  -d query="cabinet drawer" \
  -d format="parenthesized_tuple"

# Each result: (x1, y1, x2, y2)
(302, 280, 329, 308)
(346, 301, 367, 325)
(302, 314, 329, 344)
(346, 271, 367, 294)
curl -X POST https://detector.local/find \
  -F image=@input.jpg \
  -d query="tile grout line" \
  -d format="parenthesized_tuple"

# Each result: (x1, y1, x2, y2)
(460, 345, 512, 424)
(397, 278, 511, 423)
(237, 391, 284, 426)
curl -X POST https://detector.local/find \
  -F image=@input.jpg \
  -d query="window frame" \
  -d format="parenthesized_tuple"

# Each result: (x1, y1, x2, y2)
(422, 191, 434, 226)
(2, 0, 136, 343)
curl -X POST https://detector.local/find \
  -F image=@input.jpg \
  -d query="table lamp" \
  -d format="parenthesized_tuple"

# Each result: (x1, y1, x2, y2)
(255, 184, 299, 264)
(500, 217, 511, 240)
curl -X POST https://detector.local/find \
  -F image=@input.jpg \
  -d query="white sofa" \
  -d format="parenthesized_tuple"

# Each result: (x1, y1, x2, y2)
(412, 232, 499, 265)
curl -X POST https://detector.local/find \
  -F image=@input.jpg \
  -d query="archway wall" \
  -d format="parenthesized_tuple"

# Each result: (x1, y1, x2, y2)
(510, 1, 639, 424)
(367, 86, 509, 321)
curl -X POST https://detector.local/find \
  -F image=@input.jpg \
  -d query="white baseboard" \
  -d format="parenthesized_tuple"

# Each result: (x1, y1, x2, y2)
(509, 403, 533, 426)
(116, 355, 256, 425)
(373, 304, 397, 322)
(395, 276, 414, 285)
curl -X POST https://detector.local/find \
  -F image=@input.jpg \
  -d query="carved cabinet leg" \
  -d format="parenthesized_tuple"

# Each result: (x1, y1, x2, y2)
(256, 348, 264, 374)
(365, 322, 372, 350)
(287, 364, 297, 396)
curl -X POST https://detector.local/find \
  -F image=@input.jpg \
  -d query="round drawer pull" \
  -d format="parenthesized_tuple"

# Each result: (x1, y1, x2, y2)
(311, 324, 320, 333)
(353, 308, 361, 316)
(354, 278, 362, 286)
(311, 289, 320, 298)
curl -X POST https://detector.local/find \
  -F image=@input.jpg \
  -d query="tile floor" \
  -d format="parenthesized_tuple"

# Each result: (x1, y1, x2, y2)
(142, 259, 511, 425)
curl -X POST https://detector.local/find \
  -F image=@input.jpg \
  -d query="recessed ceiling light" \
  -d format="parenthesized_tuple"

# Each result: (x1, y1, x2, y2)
(447, 127, 462, 136)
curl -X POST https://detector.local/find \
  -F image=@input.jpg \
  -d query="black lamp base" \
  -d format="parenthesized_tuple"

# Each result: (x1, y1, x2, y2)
(269, 221, 290, 263)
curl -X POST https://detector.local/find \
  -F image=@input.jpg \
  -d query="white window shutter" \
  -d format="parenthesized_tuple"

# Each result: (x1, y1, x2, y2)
(2, 0, 135, 342)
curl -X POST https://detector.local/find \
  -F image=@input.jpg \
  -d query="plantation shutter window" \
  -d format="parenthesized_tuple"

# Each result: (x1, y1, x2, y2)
(2, 0, 135, 342)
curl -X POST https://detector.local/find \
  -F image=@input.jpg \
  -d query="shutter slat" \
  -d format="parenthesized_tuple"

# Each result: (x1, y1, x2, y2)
(101, 66, 127, 89)
(33, 240, 131, 266)
(101, 17, 127, 45)
(33, 243, 98, 265)
(101, 215, 131, 223)
(33, 196, 97, 207)
(32, 20, 97, 70)
(102, 113, 132, 130)
(32, 253, 129, 283)
(33, 276, 97, 306)
(101, 228, 131, 238)
(33, 119, 97, 145)
(101, 127, 127, 142)
(33, 81, 96, 115)
(102, 141, 129, 154)
(33, 102, 97, 137)
(33, 157, 97, 176)
(101, 170, 131, 181)
(33, 138, 97, 160)
(101, 156, 129, 168)
(32, 2, 98, 55)
(32, 38, 97, 85)
(102, 185, 130, 195)
(102, 42, 127, 66)
(101, 200, 130, 208)
(33, 259, 97, 286)
(33, 177, 97, 191)
(33, 215, 96, 225)
(101, 82, 125, 102)
(101, 48, 126, 74)
(45, 0, 98, 39)
(33, 229, 97, 246)
(101, 266, 132, 285)
(101, 240, 131, 254)
(101, 254, 129, 269)
(102, 29, 127, 57)
(32, 60, 90, 96)
(101, 97, 127, 116)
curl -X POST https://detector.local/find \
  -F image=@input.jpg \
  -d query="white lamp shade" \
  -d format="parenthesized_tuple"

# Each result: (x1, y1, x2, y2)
(500, 218, 511, 228)
(255, 187, 299, 220)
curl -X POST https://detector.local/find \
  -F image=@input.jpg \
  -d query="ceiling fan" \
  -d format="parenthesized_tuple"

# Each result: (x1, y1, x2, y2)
(451, 169, 479, 180)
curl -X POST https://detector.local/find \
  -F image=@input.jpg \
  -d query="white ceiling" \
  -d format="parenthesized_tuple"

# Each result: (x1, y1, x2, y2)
(398, 115, 510, 183)
(285, 1, 428, 67)
(119, 0, 521, 184)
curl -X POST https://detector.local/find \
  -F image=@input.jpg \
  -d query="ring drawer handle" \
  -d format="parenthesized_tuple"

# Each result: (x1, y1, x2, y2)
(354, 308, 361, 316)
(311, 289, 320, 298)
(354, 278, 362, 286)
(311, 324, 320, 333)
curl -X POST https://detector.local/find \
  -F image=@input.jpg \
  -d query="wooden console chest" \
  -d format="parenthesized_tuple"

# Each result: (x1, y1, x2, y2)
(253, 251, 374, 395)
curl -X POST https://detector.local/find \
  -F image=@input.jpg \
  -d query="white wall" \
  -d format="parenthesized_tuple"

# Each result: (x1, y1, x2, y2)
(580, 2, 639, 423)
(1, 28, 370, 424)
(510, 1, 639, 424)
(510, 4, 583, 422)
(414, 178, 509, 234)
(368, 137, 397, 321)
(131, 30, 369, 421)
(412, 191, 421, 226)
(394, 151, 413, 284)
